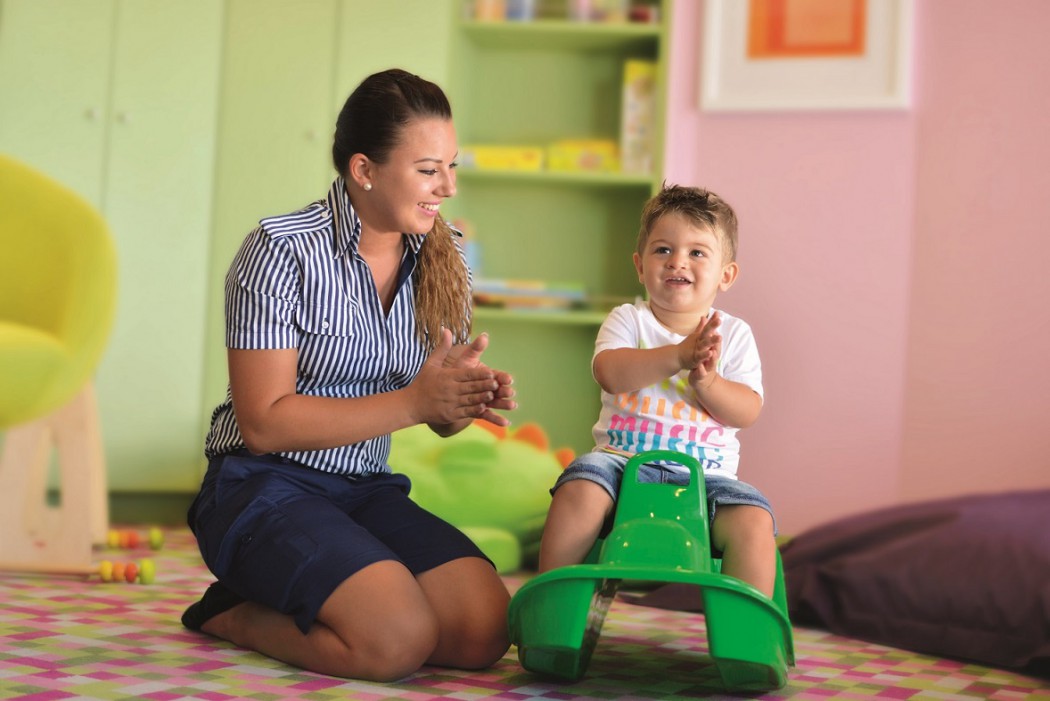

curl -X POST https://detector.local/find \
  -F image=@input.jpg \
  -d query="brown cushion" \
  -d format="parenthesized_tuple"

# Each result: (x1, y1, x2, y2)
(782, 489, 1050, 672)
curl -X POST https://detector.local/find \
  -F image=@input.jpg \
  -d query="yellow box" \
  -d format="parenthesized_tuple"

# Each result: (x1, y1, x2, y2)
(460, 144, 544, 171)
(621, 59, 657, 174)
(546, 139, 620, 172)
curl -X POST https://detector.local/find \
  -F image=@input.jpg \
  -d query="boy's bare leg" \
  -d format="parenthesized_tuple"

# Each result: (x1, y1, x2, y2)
(711, 504, 777, 598)
(538, 480, 614, 572)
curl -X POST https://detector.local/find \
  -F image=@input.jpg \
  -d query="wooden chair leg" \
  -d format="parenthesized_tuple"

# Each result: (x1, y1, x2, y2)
(0, 383, 110, 573)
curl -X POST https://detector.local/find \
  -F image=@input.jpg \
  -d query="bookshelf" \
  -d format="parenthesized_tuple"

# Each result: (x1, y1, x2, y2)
(446, 1, 671, 454)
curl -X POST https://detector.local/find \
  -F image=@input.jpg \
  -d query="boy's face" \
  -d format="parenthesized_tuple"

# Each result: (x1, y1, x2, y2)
(633, 213, 738, 320)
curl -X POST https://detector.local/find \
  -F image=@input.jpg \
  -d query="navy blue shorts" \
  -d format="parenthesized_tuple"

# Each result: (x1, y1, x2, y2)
(187, 451, 488, 633)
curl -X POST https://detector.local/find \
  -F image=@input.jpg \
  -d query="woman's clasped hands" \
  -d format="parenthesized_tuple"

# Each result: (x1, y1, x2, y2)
(409, 328, 516, 432)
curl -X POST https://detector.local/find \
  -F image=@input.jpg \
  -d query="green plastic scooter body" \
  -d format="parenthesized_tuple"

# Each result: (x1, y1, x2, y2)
(507, 450, 795, 690)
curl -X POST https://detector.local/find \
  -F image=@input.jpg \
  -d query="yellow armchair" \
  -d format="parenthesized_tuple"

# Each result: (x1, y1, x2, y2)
(0, 154, 117, 574)
(0, 154, 117, 426)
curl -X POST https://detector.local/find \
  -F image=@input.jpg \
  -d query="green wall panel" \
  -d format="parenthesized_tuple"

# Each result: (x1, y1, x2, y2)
(94, 0, 222, 491)
(0, 0, 115, 206)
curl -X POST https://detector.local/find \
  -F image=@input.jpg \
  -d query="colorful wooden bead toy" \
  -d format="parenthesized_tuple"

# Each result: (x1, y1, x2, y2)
(105, 527, 164, 551)
(96, 558, 156, 584)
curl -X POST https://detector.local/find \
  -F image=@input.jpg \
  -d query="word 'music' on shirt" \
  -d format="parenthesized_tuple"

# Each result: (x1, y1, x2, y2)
(607, 391, 729, 467)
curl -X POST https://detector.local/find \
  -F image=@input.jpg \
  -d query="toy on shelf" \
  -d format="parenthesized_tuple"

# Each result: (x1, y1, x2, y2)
(507, 450, 795, 691)
(105, 527, 165, 551)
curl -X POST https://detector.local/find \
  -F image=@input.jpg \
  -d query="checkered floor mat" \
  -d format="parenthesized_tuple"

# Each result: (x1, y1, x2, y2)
(2, 529, 1047, 700)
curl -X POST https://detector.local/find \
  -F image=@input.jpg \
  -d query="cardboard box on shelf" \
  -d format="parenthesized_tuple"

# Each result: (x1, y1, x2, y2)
(546, 139, 620, 173)
(460, 144, 544, 171)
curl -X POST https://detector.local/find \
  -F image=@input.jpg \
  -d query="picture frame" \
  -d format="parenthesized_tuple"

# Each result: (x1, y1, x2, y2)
(701, 0, 913, 111)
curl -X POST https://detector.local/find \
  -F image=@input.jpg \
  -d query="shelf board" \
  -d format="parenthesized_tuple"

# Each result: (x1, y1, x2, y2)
(459, 19, 661, 51)
(473, 305, 610, 326)
(456, 167, 654, 188)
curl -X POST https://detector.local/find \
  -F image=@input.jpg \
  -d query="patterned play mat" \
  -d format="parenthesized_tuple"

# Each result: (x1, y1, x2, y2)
(1, 529, 1047, 700)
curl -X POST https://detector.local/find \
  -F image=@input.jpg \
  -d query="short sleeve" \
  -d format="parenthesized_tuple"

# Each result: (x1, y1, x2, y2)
(224, 227, 302, 349)
(719, 317, 763, 399)
(593, 304, 639, 357)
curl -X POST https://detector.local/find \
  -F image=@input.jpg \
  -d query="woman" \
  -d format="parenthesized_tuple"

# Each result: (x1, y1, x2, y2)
(181, 68, 516, 682)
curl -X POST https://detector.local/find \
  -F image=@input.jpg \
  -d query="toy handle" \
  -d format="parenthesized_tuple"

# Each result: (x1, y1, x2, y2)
(614, 450, 708, 530)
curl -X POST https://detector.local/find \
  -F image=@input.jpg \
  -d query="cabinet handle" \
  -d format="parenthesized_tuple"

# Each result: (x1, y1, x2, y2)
(305, 128, 317, 141)
(115, 111, 131, 124)
(84, 107, 101, 121)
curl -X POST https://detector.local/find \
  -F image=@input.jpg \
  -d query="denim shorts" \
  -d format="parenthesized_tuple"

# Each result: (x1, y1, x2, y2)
(187, 450, 488, 633)
(553, 450, 777, 535)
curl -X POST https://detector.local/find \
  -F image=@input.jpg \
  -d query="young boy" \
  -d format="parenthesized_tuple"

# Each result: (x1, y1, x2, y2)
(538, 184, 777, 597)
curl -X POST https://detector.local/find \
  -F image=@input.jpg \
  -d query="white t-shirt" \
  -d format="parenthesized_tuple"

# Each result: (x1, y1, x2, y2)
(590, 301, 763, 480)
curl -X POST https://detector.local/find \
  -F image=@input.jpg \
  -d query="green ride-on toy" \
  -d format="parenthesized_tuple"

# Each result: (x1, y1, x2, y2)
(507, 450, 795, 690)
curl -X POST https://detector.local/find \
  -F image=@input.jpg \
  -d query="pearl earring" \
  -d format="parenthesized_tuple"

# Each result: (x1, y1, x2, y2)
(363, 182, 372, 191)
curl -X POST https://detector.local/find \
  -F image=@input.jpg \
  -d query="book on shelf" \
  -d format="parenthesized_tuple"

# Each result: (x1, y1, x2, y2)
(472, 278, 637, 314)
(472, 277, 586, 310)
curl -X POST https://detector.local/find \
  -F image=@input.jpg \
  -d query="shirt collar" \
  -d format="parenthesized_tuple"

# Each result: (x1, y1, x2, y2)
(329, 178, 361, 258)
(328, 177, 426, 258)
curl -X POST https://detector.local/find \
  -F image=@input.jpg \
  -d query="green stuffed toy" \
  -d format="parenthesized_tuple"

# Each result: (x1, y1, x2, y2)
(388, 421, 572, 573)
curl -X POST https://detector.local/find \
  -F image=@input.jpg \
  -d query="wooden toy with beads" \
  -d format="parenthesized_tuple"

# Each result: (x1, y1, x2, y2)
(105, 528, 165, 551)
(15, 558, 157, 584)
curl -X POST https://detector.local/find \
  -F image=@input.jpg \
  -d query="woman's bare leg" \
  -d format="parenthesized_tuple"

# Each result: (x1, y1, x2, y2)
(415, 556, 511, 668)
(200, 560, 441, 681)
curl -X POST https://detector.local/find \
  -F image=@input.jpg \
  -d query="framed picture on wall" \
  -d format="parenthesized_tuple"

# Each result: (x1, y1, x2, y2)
(701, 0, 913, 111)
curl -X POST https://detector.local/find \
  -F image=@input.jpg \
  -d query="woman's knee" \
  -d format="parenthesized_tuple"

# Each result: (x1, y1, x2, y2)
(333, 606, 440, 681)
(316, 562, 442, 680)
(442, 603, 510, 669)
(419, 559, 510, 669)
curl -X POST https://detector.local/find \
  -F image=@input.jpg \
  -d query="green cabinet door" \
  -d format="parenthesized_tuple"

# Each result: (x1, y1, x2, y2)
(94, 0, 223, 491)
(334, 0, 454, 99)
(0, 0, 115, 205)
(201, 0, 341, 443)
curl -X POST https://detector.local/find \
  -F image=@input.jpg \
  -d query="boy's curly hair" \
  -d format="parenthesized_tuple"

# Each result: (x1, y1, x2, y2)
(637, 183, 739, 263)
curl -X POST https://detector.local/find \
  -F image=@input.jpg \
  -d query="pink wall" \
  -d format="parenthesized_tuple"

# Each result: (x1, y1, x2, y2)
(666, 1, 1050, 534)
(900, 1, 1050, 501)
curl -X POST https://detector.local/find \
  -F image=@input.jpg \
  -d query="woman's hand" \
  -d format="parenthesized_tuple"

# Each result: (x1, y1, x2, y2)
(411, 329, 517, 434)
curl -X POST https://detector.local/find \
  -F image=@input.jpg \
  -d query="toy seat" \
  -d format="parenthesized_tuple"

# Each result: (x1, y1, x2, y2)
(507, 450, 795, 690)
(0, 154, 117, 573)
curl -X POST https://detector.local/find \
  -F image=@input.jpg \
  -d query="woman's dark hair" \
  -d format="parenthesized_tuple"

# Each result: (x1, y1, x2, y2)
(333, 69, 470, 349)
(332, 68, 452, 175)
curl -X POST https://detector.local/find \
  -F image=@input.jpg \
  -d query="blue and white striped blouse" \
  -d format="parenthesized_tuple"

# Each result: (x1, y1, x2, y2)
(204, 177, 446, 476)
